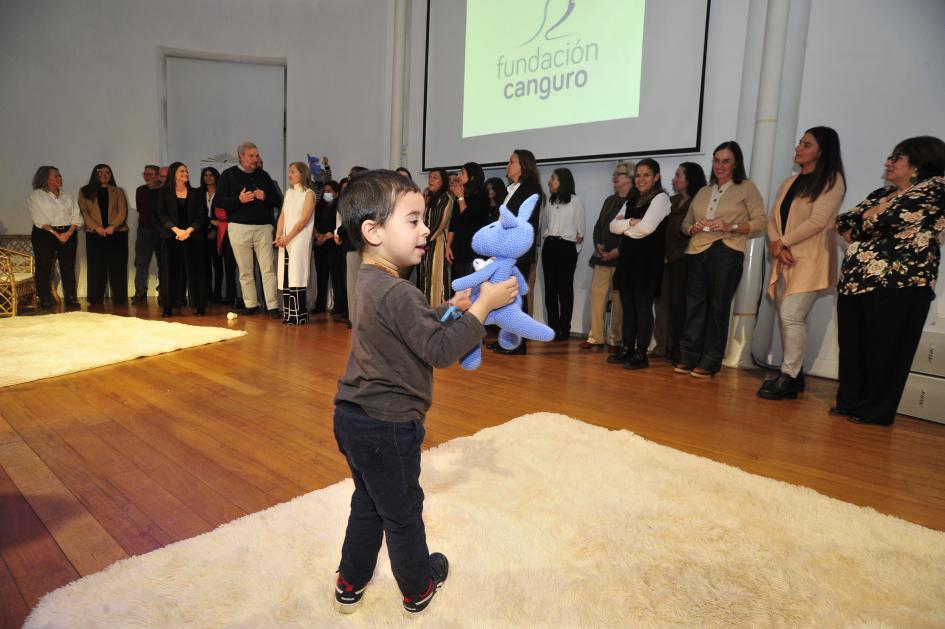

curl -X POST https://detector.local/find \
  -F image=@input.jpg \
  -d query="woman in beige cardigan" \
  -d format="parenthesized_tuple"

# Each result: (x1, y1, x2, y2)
(758, 127, 845, 400)
(78, 164, 129, 305)
(677, 141, 766, 378)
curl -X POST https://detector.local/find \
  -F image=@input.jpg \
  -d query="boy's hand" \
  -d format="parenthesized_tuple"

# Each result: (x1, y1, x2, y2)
(466, 277, 518, 324)
(478, 277, 518, 310)
(451, 288, 473, 311)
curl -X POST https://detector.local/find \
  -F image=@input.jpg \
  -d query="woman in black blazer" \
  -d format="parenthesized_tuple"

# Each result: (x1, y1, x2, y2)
(493, 148, 545, 355)
(157, 162, 207, 317)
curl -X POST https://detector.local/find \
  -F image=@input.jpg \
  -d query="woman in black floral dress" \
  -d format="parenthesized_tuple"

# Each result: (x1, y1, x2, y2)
(834, 136, 945, 425)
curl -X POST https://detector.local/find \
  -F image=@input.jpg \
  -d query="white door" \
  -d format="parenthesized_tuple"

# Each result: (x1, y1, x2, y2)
(164, 56, 285, 189)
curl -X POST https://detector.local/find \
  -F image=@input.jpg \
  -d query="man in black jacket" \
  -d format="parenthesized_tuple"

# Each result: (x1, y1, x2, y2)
(215, 141, 283, 316)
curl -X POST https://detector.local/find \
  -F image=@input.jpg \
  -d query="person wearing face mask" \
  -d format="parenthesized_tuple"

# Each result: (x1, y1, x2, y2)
(834, 135, 945, 426)
(313, 180, 347, 317)
(758, 127, 846, 400)
(677, 141, 766, 378)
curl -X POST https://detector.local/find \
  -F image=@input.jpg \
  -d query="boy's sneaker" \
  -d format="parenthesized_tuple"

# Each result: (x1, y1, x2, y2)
(403, 552, 449, 615)
(334, 572, 366, 613)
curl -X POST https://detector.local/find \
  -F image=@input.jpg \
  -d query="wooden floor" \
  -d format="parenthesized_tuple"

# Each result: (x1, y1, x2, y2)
(2, 300, 944, 627)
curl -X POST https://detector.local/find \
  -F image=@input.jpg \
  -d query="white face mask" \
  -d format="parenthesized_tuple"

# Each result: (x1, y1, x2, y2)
(323, 192, 335, 203)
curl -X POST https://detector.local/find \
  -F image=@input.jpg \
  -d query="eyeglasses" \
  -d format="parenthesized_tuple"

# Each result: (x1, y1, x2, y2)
(613, 171, 629, 178)
(886, 151, 903, 163)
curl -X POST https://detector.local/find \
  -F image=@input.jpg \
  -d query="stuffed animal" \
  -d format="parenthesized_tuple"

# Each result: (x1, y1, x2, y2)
(450, 194, 554, 369)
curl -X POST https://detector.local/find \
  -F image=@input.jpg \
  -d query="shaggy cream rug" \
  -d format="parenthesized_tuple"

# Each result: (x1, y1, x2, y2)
(25, 413, 945, 628)
(0, 312, 246, 387)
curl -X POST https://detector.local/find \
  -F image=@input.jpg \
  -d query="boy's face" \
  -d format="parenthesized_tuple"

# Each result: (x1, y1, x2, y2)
(371, 191, 429, 270)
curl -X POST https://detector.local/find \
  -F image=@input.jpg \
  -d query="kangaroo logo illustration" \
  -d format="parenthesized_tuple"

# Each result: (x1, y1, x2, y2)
(520, 0, 576, 46)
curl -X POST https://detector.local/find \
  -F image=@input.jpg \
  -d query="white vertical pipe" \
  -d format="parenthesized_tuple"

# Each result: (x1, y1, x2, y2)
(389, 0, 408, 170)
(723, 0, 791, 368)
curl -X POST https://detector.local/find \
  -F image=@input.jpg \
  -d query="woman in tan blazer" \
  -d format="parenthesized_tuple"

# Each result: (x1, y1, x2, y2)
(78, 164, 129, 305)
(677, 141, 766, 378)
(758, 127, 846, 400)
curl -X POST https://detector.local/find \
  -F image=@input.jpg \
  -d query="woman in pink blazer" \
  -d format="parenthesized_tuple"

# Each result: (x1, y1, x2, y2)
(758, 126, 845, 400)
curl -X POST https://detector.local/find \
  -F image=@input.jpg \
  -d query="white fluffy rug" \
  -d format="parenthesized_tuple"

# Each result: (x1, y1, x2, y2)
(0, 312, 246, 387)
(25, 413, 945, 627)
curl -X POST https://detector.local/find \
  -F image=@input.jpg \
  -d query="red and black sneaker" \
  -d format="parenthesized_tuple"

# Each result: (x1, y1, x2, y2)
(403, 552, 449, 615)
(334, 572, 366, 613)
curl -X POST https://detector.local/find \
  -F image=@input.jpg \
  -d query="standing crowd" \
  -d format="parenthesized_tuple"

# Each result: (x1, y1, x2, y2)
(26, 133, 945, 425)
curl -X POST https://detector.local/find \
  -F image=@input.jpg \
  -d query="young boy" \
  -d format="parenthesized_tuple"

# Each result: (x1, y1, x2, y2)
(332, 170, 518, 615)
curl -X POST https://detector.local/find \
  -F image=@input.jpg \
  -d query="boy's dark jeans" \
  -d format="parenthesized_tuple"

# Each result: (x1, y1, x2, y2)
(333, 402, 431, 597)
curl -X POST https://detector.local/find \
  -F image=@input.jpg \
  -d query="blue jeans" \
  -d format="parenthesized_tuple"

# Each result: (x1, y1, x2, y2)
(333, 402, 431, 597)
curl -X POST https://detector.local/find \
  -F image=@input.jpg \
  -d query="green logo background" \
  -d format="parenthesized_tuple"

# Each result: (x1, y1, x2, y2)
(462, 0, 645, 138)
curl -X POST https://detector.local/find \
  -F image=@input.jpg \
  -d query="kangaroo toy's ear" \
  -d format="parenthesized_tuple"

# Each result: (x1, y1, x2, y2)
(515, 194, 539, 223)
(499, 206, 518, 229)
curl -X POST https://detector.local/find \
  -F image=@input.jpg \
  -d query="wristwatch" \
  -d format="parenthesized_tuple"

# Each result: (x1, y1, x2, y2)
(731, 223, 739, 233)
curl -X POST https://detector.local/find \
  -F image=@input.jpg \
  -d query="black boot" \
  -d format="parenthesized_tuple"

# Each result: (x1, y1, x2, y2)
(757, 373, 800, 400)
(607, 347, 630, 363)
(622, 348, 649, 370)
(763, 370, 805, 391)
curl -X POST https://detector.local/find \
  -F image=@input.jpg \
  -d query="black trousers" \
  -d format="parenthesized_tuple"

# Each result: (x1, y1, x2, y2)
(133, 226, 162, 295)
(541, 237, 578, 336)
(205, 236, 224, 299)
(620, 287, 656, 353)
(679, 241, 744, 372)
(159, 237, 207, 310)
(31, 226, 77, 303)
(655, 257, 688, 361)
(836, 287, 931, 424)
(220, 232, 238, 301)
(334, 402, 431, 598)
(85, 231, 129, 304)
(516, 260, 533, 347)
(314, 242, 347, 315)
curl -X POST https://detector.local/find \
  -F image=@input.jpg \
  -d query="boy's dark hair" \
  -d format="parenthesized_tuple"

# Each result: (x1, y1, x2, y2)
(340, 169, 421, 250)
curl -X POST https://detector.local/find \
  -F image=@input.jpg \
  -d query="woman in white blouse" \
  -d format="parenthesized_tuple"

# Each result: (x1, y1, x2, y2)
(606, 158, 671, 369)
(541, 167, 585, 341)
(27, 166, 82, 309)
(274, 161, 316, 325)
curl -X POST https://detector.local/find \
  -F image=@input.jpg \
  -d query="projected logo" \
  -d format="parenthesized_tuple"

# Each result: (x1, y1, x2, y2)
(462, 0, 645, 139)
(520, 0, 576, 45)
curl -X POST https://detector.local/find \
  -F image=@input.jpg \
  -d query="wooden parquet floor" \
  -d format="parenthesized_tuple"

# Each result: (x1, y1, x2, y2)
(2, 300, 943, 627)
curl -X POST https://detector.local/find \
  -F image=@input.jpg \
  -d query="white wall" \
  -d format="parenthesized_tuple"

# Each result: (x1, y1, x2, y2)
(0, 0, 393, 294)
(755, 0, 945, 377)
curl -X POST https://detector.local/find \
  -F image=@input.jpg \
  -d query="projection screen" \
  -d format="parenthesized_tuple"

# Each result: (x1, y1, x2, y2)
(422, 0, 711, 169)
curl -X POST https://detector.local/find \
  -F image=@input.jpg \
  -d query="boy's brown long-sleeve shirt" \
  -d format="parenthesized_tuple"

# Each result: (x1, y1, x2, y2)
(334, 264, 486, 422)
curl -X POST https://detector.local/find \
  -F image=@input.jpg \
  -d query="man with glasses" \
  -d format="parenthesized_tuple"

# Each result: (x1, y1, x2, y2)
(132, 164, 163, 303)
(581, 160, 637, 351)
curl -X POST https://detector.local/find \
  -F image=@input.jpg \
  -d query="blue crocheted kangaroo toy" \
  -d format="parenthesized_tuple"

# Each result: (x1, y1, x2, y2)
(450, 194, 554, 369)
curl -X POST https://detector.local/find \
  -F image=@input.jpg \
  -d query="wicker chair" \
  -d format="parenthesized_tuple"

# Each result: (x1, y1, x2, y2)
(0, 233, 62, 312)
(0, 247, 36, 316)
